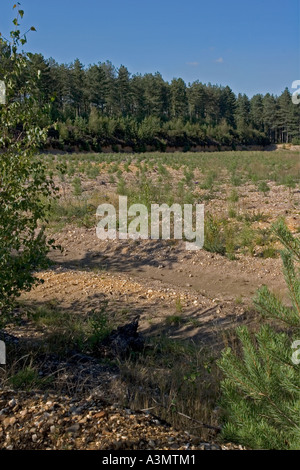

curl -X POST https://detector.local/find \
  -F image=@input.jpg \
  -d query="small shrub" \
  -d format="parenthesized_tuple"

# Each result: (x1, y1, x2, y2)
(204, 214, 226, 256)
(165, 315, 183, 326)
(9, 366, 49, 391)
(175, 297, 183, 313)
(231, 173, 242, 187)
(201, 171, 216, 190)
(257, 181, 270, 195)
(117, 178, 127, 195)
(72, 177, 83, 196)
(228, 206, 237, 219)
(228, 189, 239, 203)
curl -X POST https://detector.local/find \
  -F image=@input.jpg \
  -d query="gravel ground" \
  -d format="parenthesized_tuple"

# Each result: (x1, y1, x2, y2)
(0, 391, 245, 451)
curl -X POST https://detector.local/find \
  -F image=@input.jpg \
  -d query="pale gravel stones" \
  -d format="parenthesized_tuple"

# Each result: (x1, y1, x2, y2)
(0, 391, 245, 450)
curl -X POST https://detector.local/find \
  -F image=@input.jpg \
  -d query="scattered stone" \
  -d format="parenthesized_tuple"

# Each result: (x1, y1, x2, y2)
(66, 423, 80, 434)
(0, 391, 246, 450)
(94, 411, 107, 420)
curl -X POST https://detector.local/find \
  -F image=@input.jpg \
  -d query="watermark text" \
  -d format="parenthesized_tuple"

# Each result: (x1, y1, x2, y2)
(0, 81, 6, 104)
(96, 196, 204, 251)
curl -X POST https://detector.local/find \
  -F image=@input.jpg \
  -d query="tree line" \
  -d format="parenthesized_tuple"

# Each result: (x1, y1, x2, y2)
(1, 47, 300, 151)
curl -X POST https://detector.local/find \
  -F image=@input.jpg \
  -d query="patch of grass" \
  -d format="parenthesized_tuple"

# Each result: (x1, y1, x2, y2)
(165, 315, 183, 326)
(47, 197, 97, 229)
(72, 176, 83, 196)
(231, 173, 242, 187)
(261, 246, 278, 259)
(204, 214, 226, 256)
(184, 168, 194, 185)
(9, 366, 48, 391)
(235, 295, 244, 305)
(239, 223, 256, 256)
(117, 177, 127, 195)
(119, 336, 220, 440)
(225, 225, 237, 260)
(257, 181, 270, 195)
(27, 303, 113, 356)
(175, 297, 183, 313)
(86, 164, 100, 179)
(254, 227, 269, 244)
(201, 171, 216, 190)
(239, 210, 268, 223)
(228, 189, 239, 203)
(228, 206, 237, 219)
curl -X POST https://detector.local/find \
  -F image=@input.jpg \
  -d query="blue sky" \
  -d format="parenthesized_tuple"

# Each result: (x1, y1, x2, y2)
(1, 0, 299, 97)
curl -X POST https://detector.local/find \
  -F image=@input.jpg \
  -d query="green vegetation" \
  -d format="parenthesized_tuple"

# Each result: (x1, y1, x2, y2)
(72, 176, 83, 196)
(2, 49, 298, 152)
(257, 180, 270, 195)
(217, 220, 300, 450)
(44, 150, 299, 258)
(165, 315, 183, 326)
(9, 366, 51, 391)
(27, 301, 112, 355)
(0, 6, 56, 322)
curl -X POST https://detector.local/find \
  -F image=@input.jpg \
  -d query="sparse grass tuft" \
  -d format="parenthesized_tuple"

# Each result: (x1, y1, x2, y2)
(27, 302, 112, 356)
(119, 336, 221, 439)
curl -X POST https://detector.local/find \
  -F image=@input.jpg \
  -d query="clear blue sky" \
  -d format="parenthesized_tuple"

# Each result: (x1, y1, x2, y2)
(1, 0, 299, 97)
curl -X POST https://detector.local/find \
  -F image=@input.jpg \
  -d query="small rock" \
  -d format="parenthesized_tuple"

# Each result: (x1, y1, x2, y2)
(66, 423, 80, 434)
(3, 418, 11, 428)
(94, 411, 107, 419)
(210, 444, 221, 450)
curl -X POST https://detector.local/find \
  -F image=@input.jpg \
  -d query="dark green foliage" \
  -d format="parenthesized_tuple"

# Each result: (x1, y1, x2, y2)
(217, 220, 300, 449)
(13, 47, 297, 151)
(218, 326, 300, 449)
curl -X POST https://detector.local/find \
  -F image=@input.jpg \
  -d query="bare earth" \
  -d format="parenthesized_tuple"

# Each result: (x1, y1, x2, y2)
(18, 224, 288, 346)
